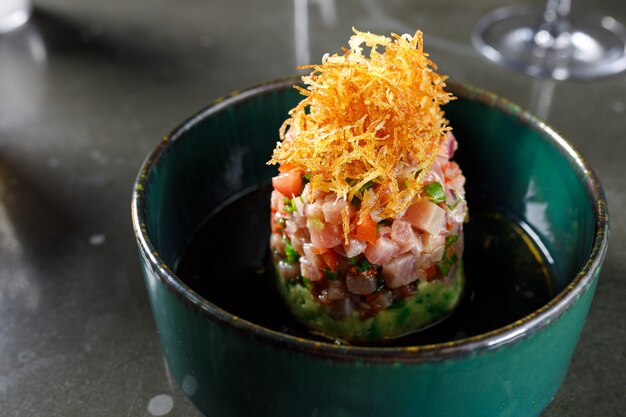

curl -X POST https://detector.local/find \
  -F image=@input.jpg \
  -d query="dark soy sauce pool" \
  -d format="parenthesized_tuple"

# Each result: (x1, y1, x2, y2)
(176, 183, 556, 346)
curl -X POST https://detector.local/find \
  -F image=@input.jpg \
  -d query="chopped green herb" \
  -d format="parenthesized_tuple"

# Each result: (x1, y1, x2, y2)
(283, 238, 300, 263)
(284, 276, 301, 288)
(447, 199, 461, 210)
(350, 180, 378, 206)
(326, 270, 338, 281)
(283, 197, 297, 213)
(359, 258, 373, 272)
(437, 253, 458, 276)
(348, 257, 374, 272)
(302, 172, 311, 183)
(445, 234, 459, 248)
(358, 180, 377, 194)
(423, 181, 446, 203)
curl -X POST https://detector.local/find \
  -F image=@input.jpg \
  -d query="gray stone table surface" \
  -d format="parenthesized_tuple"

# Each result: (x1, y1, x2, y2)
(0, 0, 624, 416)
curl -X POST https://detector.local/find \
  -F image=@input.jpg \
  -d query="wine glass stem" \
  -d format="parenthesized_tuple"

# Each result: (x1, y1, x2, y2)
(535, 0, 572, 49)
(543, 0, 570, 24)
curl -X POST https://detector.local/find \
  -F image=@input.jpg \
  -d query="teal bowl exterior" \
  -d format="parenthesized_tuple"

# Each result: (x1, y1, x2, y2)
(132, 78, 608, 417)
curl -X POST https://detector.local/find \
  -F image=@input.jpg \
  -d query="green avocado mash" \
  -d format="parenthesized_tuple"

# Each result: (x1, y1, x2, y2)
(274, 263, 464, 343)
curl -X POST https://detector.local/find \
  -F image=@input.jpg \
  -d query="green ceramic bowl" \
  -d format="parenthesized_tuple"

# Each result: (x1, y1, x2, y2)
(132, 78, 608, 417)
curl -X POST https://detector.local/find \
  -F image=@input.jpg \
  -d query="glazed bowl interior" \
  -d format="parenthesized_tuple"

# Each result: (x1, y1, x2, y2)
(449, 94, 596, 290)
(135, 78, 604, 351)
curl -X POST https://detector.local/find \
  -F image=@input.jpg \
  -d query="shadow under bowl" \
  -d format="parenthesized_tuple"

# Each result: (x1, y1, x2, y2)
(132, 78, 608, 417)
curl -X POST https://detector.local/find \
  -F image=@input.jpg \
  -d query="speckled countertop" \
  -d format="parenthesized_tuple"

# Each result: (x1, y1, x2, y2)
(0, 0, 624, 416)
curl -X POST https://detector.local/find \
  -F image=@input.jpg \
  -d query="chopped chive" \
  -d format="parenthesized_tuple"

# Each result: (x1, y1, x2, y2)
(358, 180, 377, 194)
(284, 276, 301, 288)
(436, 252, 458, 276)
(348, 257, 374, 271)
(423, 182, 445, 204)
(445, 234, 458, 248)
(359, 258, 373, 272)
(301, 277, 313, 289)
(283, 238, 300, 263)
(447, 199, 461, 210)
(283, 198, 297, 213)
(326, 270, 338, 281)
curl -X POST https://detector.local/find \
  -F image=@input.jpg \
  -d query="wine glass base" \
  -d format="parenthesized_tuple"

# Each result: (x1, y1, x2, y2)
(472, 5, 626, 80)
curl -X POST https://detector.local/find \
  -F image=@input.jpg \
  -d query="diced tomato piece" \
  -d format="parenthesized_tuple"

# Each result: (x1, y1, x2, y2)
(278, 163, 298, 173)
(271, 212, 285, 234)
(310, 245, 327, 255)
(355, 213, 377, 244)
(272, 170, 304, 197)
(425, 265, 438, 281)
(321, 250, 339, 271)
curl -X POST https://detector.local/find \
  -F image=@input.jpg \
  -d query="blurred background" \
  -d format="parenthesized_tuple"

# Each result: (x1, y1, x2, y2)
(0, 0, 624, 416)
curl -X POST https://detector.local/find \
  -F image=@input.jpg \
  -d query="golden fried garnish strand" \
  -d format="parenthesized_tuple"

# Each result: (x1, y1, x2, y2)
(269, 28, 454, 235)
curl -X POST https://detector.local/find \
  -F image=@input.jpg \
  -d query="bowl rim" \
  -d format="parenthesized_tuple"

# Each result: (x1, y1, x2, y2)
(131, 77, 609, 363)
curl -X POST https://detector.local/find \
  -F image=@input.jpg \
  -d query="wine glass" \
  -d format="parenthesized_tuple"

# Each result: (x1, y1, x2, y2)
(0, 0, 31, 34)
(472, 0, 626, 80)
